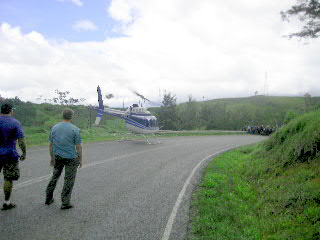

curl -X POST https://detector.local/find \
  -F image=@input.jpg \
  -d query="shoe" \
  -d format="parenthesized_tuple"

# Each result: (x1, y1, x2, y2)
(1, 203, 16, 211)
(61, 204, 74, 210)
(45, 198, 54, 205)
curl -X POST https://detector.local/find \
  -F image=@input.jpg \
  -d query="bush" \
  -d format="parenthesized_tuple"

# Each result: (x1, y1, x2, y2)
(264, 110, 320, 167)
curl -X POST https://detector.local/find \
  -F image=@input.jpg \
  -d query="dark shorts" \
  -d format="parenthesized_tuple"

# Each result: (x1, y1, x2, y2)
(0, 159, 20, 181)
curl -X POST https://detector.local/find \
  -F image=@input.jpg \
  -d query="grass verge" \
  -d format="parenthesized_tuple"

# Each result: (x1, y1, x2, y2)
(190, 110, 320, 240)
(24, 124, 245, 146)
(189, 143, 320, 240)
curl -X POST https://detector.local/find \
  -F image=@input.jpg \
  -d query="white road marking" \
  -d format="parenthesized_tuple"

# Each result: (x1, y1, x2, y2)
(12, 145, 170, 190)
(15, 175, 52, 189)
(12, 141, 240, 240)
(161, 145, 239, 240)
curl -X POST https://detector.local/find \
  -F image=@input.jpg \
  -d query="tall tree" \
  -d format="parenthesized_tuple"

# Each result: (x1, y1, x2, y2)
(281, 0, 320, 38)
(157, 92, 179, 130)
(178, 95, 200, 130)
(52, 89, 85, 105)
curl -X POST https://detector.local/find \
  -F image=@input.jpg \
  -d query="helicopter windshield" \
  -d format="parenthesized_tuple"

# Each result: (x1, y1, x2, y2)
(130, 116, 158, 128)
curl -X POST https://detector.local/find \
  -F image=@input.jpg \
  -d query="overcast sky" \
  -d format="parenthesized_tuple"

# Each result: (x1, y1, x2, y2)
(0, 0, 319, 107)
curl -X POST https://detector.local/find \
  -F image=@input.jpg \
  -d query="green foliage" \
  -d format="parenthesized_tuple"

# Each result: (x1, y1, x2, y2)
(190, 109, 320, 240)
(51, 89, 86, 105)
(0, 97, 127, 145)
(0, 97, 37, 126)
(24, 117, 127, 146)
(264, 109, 320, 167)
(178, 95, 201, 130)
(154, 93, 320, 131)
(190, 150, 262, 240)
(172, 95, 311, 131)
(156, 92, 180, 130)
(284, 111, 299, 124)
(281, 0, 320, 39)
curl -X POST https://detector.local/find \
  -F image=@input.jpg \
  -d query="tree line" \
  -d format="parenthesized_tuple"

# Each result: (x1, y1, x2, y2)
(153, 92, 320, 131)
(1, 90, 319, 132)
(0, 90, 96, 129)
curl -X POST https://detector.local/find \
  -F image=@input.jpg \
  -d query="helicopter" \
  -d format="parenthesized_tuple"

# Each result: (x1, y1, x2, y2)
(94, 86, 160, 143)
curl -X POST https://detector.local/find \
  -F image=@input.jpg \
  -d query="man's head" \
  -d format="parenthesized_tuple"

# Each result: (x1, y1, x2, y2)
(62, 108, 74, 121)
(1, 103, 14, 115)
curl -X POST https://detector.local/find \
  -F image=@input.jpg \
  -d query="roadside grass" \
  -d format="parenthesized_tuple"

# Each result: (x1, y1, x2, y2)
(24, 118, 127, 146)
(189, 109, 320, 240)
(24, 118, 245, 146)
(155, 131, 245, 138)
(190, 145, 320, 240)
(190, 146, 262, 240)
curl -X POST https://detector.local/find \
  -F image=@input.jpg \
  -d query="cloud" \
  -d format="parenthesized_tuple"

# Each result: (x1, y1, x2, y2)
(57, 0, 83, 7)
(73, 20, 98, 31)
(108, 0, 134, 23)
(1, 0, 320, 106)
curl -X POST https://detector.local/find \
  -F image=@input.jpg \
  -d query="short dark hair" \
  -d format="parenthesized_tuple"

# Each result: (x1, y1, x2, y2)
(62, 108, 74, 120)
(1, 103, 14, 114)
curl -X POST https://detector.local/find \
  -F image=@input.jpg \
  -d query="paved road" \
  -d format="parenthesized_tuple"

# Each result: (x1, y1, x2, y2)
(0, 135, 265, 240)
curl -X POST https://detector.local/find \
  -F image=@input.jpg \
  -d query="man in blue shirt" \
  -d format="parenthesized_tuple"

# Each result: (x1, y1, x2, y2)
(0, 103, 26, 210)
(45, 108, 82, 209)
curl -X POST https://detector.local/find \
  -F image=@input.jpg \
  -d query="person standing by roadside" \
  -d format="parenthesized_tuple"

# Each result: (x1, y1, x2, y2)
(0, 103, 26, 211)
(45, 108, 82, 209)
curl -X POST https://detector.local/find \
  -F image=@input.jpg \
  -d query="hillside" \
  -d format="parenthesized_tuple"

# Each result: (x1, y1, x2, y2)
(153, 95, 320, 131)
(190, 109, 320, 239)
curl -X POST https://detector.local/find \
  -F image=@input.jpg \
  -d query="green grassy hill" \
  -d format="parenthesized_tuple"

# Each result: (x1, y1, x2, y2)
(190, 109, 320, 239)
(153, 95, 320, 131)
(187, 95, 319, 130)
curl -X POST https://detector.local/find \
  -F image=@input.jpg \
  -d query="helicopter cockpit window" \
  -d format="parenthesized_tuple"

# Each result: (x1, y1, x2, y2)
(149, 119, 154, 127)
(131, 116, 144, 125)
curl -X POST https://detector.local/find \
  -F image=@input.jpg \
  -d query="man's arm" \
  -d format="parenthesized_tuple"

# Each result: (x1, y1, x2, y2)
(49, 143, 55, 166)
(18, 138, 26, 160)
(76, 144, 82, 168)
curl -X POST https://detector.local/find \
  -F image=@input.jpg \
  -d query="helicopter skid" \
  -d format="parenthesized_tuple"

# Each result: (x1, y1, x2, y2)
(117, 133, 161, 145)
(125, 123, 159, 135)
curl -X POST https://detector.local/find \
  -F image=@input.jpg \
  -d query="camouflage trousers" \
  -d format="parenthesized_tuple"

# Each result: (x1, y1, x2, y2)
(46, 155, 79, 206)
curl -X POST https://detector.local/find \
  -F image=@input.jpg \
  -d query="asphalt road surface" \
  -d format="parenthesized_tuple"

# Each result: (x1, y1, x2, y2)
(0, 135, 265, 240)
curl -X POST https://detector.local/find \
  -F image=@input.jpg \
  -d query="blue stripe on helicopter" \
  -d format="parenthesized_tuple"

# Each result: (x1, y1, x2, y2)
(96, 108, 148, 129)
(125, 119, 146, 129)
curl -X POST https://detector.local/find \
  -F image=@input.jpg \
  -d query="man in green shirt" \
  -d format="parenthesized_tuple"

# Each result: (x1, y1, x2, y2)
(45, 108, 82, 209)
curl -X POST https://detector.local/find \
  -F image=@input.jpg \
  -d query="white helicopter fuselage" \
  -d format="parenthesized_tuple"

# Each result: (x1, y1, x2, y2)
(124, 107, 159, 134)
(95, 85, 159, 135)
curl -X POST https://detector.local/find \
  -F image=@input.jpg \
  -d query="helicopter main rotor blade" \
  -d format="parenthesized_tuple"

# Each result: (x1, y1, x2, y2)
(132, 90, 151, 102)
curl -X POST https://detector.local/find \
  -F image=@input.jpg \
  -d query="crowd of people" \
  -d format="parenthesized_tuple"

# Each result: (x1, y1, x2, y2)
(246, 125, 275, 136)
